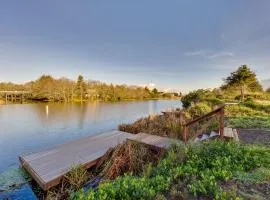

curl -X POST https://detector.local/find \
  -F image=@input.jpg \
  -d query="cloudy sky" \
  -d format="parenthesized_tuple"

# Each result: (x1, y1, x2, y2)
(1, 0, 270, 92)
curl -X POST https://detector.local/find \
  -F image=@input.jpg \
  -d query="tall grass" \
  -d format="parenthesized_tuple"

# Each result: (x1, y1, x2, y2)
(119, 112, 184, 139)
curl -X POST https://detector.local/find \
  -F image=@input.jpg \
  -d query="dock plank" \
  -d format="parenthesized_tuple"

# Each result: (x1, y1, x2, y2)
(224, 127, 234, 138)
(19, 130, 176, 190)
(224, 127, 239, 141)
(133, 133, 178, 148)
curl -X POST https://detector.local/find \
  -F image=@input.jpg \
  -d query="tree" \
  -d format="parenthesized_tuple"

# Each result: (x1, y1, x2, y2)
(181, 89, 211, 108)
(152, 88, 158, 94)
(31, 75, 55, 100)
(266, 88, 270, 93)
(144, 86, 150, 93)
(223, 65, 262, 101)
(75, 75, 86, 102)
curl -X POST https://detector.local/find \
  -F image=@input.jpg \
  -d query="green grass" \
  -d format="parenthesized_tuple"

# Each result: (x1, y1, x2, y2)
(226, 117, 270, 129)
(71, 141, 270, 200)
(242, 100, 270, 114)
(233, 168, 270, 183)
(64, 165, 89, 190)
(225, 104, 269, 117)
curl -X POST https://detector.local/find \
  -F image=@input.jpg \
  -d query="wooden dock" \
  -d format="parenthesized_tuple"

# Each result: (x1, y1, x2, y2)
(19, 130, 176, 190)
(224, 127, 239, 141)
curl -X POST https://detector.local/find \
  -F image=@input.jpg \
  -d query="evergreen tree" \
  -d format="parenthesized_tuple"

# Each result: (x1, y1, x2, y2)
(75, 75, 86, 102)
(223, 65, 263, 100)
(152, 88, 158, 94)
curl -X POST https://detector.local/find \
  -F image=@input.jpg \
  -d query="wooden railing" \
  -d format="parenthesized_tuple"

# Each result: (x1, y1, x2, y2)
(182, 105, 225, 143)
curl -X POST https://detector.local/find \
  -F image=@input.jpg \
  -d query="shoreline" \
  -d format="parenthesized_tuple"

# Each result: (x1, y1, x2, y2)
(0, 97, 181, 105)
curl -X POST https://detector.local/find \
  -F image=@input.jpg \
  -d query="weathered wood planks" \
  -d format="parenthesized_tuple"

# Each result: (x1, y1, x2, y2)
(19, 130, 176, 191)
(224, 127, 239, 141)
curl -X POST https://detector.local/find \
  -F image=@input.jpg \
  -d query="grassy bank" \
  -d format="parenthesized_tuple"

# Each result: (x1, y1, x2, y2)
(226, 117, 270, 129)
(0, 96, 179, 105)
(72, 141, 270, 200)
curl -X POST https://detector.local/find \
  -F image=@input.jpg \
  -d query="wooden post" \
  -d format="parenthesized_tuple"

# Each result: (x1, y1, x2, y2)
(220, 107, 224, 138)
(5, 93, 8, 104)
(21, 94, 24, 104)
(182, 125, 187, 144)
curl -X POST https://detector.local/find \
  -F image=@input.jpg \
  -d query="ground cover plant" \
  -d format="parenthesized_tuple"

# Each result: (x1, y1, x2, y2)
(71, 140, 270, 200)
(226, 117, 270, 129)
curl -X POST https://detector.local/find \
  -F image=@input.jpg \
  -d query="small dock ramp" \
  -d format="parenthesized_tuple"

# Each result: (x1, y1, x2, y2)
(19, 131, 176, 190)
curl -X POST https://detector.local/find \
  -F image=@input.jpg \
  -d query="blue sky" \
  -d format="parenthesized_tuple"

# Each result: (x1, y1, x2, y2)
(1, 0, 270, 92)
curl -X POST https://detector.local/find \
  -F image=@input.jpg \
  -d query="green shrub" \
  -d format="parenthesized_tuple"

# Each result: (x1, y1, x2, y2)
(181, 89, 216, 108)
(187, 102, 212, 118)
(72, 141, 270, 200)
(205, 98, 224, 106)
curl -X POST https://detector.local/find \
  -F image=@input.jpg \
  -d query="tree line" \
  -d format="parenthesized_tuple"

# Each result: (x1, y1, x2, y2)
(0, 75, 180, 102)
(182, 65, 270, 109)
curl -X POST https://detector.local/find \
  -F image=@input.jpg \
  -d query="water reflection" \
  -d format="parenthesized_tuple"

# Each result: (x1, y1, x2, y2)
(0, 100, 181, 172)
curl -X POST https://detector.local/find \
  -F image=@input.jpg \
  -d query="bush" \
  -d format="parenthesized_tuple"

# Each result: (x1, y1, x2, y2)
(187, 102, 212, 118)
(71, 141, 270, 200)
(205, 98, 224, 106)
(181, 89, 215, 108)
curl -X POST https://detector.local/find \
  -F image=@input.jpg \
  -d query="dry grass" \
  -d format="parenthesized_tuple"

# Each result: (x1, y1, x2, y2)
(96, 140, 166, 179)
(119, 110, 220, 141)
(254, 100, 270, 105)
(64, 165, 89, 190)
(119, 112, 185, 139)
(43, 165, 91, 200)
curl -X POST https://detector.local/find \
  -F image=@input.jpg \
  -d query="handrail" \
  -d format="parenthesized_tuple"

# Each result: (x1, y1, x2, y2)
(182, 105, 225, 143)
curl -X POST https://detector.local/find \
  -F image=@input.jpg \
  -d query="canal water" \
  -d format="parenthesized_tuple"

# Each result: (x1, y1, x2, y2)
(0, 100, 181, 173)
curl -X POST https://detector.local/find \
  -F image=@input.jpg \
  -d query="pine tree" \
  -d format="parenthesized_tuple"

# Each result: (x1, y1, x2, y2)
(223, 65, 263, 100)
(75, 75, 86, 102)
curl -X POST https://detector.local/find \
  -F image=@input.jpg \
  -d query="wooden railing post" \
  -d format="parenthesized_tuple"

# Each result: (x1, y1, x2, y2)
(182, 125, 187, 144)
(182, 105, 225, 143)
(219, 107, 224, 138)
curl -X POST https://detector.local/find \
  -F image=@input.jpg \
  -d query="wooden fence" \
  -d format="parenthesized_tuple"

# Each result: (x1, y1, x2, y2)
(182, 105, 225, 143)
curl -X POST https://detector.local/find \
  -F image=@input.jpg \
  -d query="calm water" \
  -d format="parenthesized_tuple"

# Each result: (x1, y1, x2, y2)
(0, 100, 181, 173)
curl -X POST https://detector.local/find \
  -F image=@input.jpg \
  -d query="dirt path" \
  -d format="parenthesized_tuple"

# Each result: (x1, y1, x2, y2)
(238, 129, 270, 147)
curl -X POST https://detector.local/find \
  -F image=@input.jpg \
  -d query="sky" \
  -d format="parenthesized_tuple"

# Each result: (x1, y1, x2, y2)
(1, 0, 270, 92)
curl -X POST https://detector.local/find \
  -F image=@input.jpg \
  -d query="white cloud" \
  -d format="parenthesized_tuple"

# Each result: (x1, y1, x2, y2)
(184, 50, 206, 56)
(208, 51, 235, 59)
(149, 82, 155, 89)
